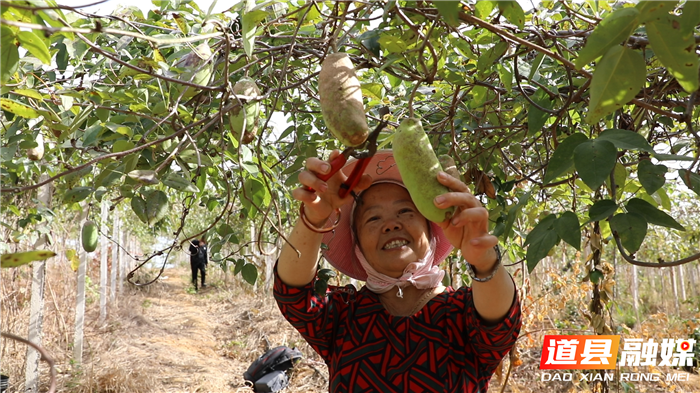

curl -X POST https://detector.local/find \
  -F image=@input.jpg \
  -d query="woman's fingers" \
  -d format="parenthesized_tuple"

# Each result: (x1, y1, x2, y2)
(469, 233, 499, 248)
(291, 187, 319, 204)
(304, 156, 332, 177)
(297, 169, 329, 193)
(448, 206, 490, 228)
(437, 171, 471, 193)
(434, 190, 482, 211)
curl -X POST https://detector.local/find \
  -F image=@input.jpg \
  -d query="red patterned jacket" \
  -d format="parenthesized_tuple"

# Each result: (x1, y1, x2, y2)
(274, 266, 522, 393)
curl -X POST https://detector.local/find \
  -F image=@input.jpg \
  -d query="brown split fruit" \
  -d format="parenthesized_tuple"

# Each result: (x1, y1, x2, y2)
(319, 53, 369, 147)
(229, 77, 261, 145)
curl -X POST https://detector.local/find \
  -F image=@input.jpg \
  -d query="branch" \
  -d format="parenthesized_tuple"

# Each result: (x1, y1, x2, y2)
(1, 332, 57, 393)
(612, 232, 700, 267)
(0, 18, 223, 46)
(0, 101, 241, 194)
(455, 11, 684, 121)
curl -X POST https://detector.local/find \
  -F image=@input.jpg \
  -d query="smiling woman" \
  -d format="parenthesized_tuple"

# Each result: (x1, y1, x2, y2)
(275, 149, 522, 393)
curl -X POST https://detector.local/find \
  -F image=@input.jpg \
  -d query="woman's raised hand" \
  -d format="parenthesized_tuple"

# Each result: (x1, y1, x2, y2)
(292, 150, 372, 227)
(432, 171, 499, 271)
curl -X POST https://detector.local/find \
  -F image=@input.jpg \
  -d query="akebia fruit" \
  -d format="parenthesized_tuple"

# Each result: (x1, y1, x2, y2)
(393, 118, 455, 223)
(438, 154, 463, 182)
(81, 220, 98, 252)
(229, 77, 261, 145)
(176, 43, 213, 98)
(27, 134, 44, 161)
(318, 53, 369, 147)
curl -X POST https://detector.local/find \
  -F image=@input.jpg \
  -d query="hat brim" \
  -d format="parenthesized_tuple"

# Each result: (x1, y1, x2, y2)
(320, 150, 454, 281)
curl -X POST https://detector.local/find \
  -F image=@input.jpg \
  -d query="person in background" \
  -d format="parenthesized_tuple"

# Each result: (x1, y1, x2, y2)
(189, 237, 208, 290)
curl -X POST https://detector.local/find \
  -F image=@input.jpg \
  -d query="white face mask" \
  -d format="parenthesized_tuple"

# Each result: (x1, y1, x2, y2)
(354, 236, 444, 298)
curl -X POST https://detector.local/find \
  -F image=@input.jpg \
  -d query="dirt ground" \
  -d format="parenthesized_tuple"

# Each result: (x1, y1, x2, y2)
(4, 266, 699, 393)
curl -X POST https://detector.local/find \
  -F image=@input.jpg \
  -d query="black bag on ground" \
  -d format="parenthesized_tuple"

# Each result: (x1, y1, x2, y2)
(243, 346, 303, 392)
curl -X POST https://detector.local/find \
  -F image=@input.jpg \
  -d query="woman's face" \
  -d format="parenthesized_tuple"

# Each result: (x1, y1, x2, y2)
(354, 183, 430, 278)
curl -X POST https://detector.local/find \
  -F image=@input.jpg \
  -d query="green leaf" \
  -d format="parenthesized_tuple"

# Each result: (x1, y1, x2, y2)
(497, 191, 530, 240)
(626, 198, 685, 231)
(233, 259, 244, 275)
(0, 98, 39, 119)
(679, 169, 700, 196)
(217, 223, 234, 237)
(1, 27, 19, 84)
(525, 214, 560, 273)
(476, 40, 508, 75)
(499, 1, 525, 29)
(610, 213, 647, 253)
(361, 83, 383, 100)
(145, 190, 169, 226)
(131, 196, 148, 224)
(241, 263, 258, 285)
(12, 89, 43, 100)
(543, 133, 589, 184)
(497, 64, 512, 92)
(240, 177, 271, 218)
(636, 1, 677, 23)
(597, 129, 653, 152)
(653, 153, 695, 162)
(637, 160, 667, 195)
(555, 211, 581, 250)
(527, 90, 553, 136)
(575, 7, 640, 68)
(588, 199, 619, 222)
(589, 270, 604, 285)
(112, 140, 135, 153)
(607, 163, 627, 198)
(433, 1, 461, 26)
(162, 172, 199, 192)
(82, 122, 104, 147)
(680, 1, 700, 36)
(127, 169, 159, 185)
(1, 250, 56, 268)
(587, 46, 646, 123)
(378, 33, 408, 54)
(17, 31, 51, 65)
(469, 85, 488, 109)
(62, 186, 94, 204)
(172, 12, 190, 34)
(474, 1, 496, 19)
(573, 139, 618, 190)
(95, 163, 124, 187)
(241, 2, 266, 59)
(646, 15, 699, 93)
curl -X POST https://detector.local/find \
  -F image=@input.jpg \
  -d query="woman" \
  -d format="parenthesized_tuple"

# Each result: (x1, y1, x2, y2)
(276, 150, 521, 392)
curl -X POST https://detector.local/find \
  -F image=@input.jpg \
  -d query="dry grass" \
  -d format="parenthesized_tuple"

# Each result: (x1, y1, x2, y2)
(2, 259, 699, 393)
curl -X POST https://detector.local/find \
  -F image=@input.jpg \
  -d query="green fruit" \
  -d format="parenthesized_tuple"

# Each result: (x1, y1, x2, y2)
(27, 134, 44, 161)
(176, 43, 213, 98)
(318, 53, 369, 147)
(81, 220, 98, 252)
(393, 118, 454, 223)
(229, 77, 261, 145)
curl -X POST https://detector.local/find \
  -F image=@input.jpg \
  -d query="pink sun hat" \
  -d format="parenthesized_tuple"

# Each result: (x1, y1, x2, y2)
(320, 150, 454, 281)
